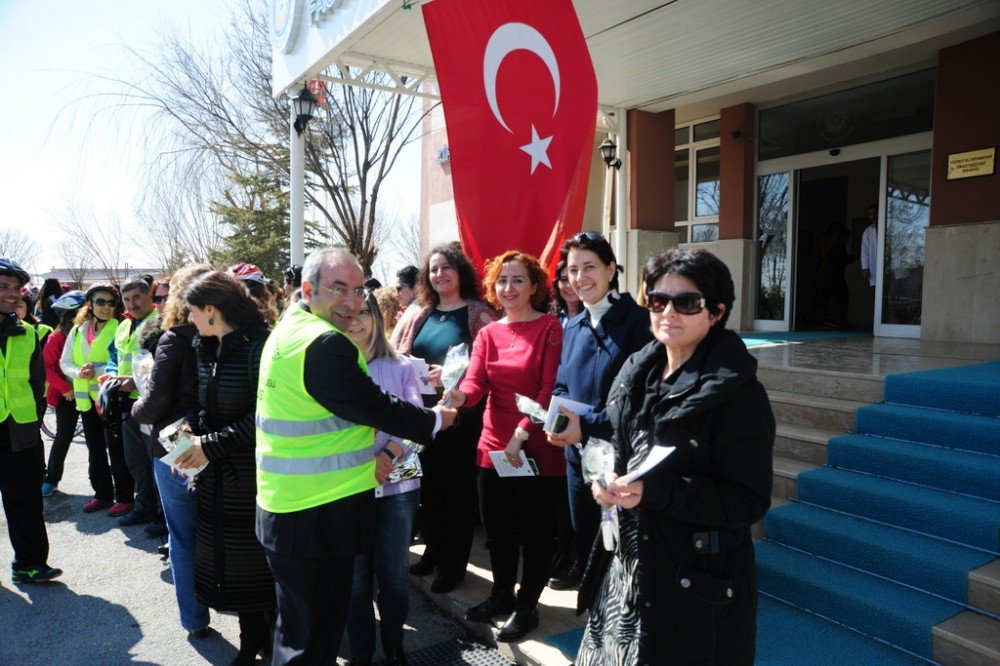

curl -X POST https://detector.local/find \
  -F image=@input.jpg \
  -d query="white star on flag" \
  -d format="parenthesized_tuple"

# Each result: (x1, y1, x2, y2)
(520, 125, 553, 174)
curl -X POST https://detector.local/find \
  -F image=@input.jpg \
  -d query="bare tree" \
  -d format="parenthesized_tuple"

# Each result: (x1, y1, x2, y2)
(93, 0, 431, 273)
(61, 207, 129, 286)
(138, 170, 225, 271)
(59, 240, 91, 289)
(0, 229, 41, 273)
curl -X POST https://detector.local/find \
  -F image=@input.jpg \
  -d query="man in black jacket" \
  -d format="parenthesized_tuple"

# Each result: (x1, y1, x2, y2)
(256, 248, 457, 666)
(0, 258, 61, 584)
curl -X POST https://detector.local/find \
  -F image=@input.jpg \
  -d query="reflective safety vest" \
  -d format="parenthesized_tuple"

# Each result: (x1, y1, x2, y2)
(71, 320, 118, 412)
(0, 321, 39, 424)
(255, 305, 375, 514)
(114, 317, 145, 399)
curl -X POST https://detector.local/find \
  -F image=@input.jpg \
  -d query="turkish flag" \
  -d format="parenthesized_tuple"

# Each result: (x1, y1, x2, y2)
(422, 0, 598, 272)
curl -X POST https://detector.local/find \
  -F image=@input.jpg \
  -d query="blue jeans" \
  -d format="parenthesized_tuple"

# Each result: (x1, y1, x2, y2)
(154, 460, 209, 631)
(347, 489, 419, 659)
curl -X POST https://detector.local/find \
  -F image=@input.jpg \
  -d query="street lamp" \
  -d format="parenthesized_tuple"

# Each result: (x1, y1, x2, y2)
(292, 87, 318, 135)
(599, 137, 621, 170)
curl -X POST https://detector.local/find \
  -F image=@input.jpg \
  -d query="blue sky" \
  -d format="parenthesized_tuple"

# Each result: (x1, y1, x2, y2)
(0, 0, 420, 274)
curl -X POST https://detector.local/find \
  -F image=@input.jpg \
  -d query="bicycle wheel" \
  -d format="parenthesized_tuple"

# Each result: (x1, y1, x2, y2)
(41, 405, 58, 440)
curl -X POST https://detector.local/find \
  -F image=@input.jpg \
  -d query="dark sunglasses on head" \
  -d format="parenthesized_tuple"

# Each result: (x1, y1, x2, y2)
(91, 298, 116, 308)
(571, 231, 605, 243)
(152, 295, 168, 303)
(645, 291, 706, 315)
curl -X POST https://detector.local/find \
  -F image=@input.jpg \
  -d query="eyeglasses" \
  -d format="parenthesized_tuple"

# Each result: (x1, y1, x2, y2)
(571, 232, 605, 243)
(317, 283, 367, 300)
(152, 295, 168, 303)
(645, 291, 706, 315)
(92, 298, 116, 308)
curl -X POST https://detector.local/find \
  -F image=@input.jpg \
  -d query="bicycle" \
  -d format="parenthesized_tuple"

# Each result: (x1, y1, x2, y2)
(40, 404, 85, 441)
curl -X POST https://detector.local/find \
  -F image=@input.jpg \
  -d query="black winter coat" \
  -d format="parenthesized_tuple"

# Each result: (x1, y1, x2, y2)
(131, 316, 198, 458)
(582, 327, 774, 665)
(189, 323, 274, 612)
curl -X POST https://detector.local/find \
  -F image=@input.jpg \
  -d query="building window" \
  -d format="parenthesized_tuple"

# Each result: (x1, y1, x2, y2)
(674, 117, 720, 243)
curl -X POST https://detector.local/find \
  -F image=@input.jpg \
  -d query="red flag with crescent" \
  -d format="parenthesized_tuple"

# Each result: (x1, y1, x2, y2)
(422, 0, 598, 271)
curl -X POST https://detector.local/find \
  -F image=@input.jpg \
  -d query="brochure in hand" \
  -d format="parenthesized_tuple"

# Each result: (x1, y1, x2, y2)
(158, 420, 209, 479)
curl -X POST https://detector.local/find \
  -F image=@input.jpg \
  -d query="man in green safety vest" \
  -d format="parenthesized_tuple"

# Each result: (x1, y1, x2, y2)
(0, 258, 62, 584)
(255, 248, 458, 665)
(101, 275, 161, 528)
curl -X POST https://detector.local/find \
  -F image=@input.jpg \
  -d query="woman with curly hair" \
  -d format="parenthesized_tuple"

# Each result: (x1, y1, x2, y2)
(445, 250, 564, 643)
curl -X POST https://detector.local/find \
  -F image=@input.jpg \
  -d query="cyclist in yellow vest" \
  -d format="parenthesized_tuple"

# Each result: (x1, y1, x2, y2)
(255, 248, 458, 665)
(60, 284, 134, 515)
(100, 275, 162, 529)
(0, 258, 62, 584)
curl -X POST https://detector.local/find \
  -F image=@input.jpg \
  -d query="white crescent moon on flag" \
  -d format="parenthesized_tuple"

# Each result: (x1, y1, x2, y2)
(483, 22, 561, 134)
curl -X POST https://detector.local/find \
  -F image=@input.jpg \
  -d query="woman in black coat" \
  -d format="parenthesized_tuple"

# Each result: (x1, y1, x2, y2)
(175, 271, 275, 665)
(577, 249, 774, 666)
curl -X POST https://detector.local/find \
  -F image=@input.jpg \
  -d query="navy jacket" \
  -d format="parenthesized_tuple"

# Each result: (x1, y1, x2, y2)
(552, 292, 652, 456)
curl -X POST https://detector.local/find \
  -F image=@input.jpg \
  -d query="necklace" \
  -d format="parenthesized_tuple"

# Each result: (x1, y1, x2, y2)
(507, 320, 528, 349)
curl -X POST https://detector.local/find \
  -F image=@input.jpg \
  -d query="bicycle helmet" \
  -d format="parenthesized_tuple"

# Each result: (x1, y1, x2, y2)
(227, 262, 266, 284)
(85, 283, 120, 303)
(0, 258, 31, 286)
(52, 290, 86, 312)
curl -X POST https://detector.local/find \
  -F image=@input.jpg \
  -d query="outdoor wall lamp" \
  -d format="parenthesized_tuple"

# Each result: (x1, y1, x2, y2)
(292, 87, 318, 136)
(599, 137, 622, 170)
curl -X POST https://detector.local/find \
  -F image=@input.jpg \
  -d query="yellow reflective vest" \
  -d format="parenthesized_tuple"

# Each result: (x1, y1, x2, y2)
(71, 319, 118, 413)
(255, 305, 375, 514)
(114, 317, 145, 399)
(0, 320, 39, 424)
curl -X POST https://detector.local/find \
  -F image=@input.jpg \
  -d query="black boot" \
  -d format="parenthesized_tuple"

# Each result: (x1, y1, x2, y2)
(464, 588, 515, 622)
(231, 611, 269, 665)
(495, 604, 539, 643)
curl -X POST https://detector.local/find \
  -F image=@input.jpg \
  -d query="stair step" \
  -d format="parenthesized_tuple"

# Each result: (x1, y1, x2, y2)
(752, 497, 791, 541)
(756, 595, 924, 665)
(932, 610, 1000, 665)
(757, 365, 884, 404)
(968, 559, 1000, 616)
(797, 467, 1000, 553)
(774, 423, 838, 465)
(885, 360, 1000, 418)
(756, 540, 962, 658)
(857, 403, 1000, 456)
(764, 502, 994, 604)
(768, 390, 861, 431)
(828, 435, 1000, 501)
(772, 457, 817, 500)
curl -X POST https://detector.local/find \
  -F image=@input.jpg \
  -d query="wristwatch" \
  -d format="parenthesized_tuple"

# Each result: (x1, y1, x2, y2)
(513, 427, 530, 441)
(379, 449, 397, 465)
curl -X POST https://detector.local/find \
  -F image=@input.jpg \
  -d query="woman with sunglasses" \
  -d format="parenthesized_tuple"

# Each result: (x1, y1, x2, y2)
(392, 242, 497, 594)
(151, 279, 170, 316)
(578, 249, 774, 666)
(60, 284, 134, 515)
(343, 292, 423, 666)
(545, 232, 652, 590)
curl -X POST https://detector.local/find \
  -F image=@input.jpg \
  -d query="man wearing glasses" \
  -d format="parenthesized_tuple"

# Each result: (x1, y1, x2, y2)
(255, 247, 459, 665)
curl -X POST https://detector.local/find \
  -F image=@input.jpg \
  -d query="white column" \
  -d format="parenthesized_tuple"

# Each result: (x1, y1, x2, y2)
(614, 107, 628, 279)
(289, 100, 305, 265)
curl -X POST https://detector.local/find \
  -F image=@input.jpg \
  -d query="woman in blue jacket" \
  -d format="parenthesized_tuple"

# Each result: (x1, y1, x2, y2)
(546, 232, 652, 589)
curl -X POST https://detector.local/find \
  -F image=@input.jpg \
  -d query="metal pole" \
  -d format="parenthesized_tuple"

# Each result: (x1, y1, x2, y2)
(614, 107, 629, 290)
(289, 100, 305, 265)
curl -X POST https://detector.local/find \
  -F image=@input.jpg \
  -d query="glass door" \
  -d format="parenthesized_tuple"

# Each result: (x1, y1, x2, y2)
(754, 172, 792, 330)
(875, 150, 931, 337)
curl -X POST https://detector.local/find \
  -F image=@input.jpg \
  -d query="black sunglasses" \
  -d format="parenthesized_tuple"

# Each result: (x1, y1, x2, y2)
(152, 295, 168, 303)
(645, 291, 706, 315)
(571, 232, 605, 243)
(91, 298, 116, 308)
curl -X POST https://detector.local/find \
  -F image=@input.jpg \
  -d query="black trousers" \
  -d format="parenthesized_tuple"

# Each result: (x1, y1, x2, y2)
(265, 547, 354, 666)
(416, 403, 481, 576)
(81, 408, 133, 503)
(477, 468, 561, 608)
(44, 397, 78, 485)
(121, 415, 159, 517)
(0, 420, 49, 567)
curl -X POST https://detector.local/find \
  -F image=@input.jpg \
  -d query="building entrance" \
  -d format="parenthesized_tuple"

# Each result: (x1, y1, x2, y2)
(793, 158, 879, 331)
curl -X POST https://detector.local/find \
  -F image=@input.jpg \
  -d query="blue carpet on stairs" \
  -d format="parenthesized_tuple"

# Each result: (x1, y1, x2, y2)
(756, 595, 927, 665)
(884, 360, 1000, 417)
(797, 467, 1000, 553)
(828, 434, 1000, 501)
(544, 626, 584, 660)
(856, 403, 1000, 455)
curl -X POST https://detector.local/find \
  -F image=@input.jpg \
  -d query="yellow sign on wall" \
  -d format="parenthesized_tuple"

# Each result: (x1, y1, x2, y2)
(946, 147, 996, 180)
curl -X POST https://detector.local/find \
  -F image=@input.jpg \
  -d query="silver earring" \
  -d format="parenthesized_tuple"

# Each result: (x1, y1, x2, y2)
(208, 316, 215, 326)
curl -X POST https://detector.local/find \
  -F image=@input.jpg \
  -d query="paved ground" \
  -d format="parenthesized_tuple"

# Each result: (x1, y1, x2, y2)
(0, 435, 502, 665)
